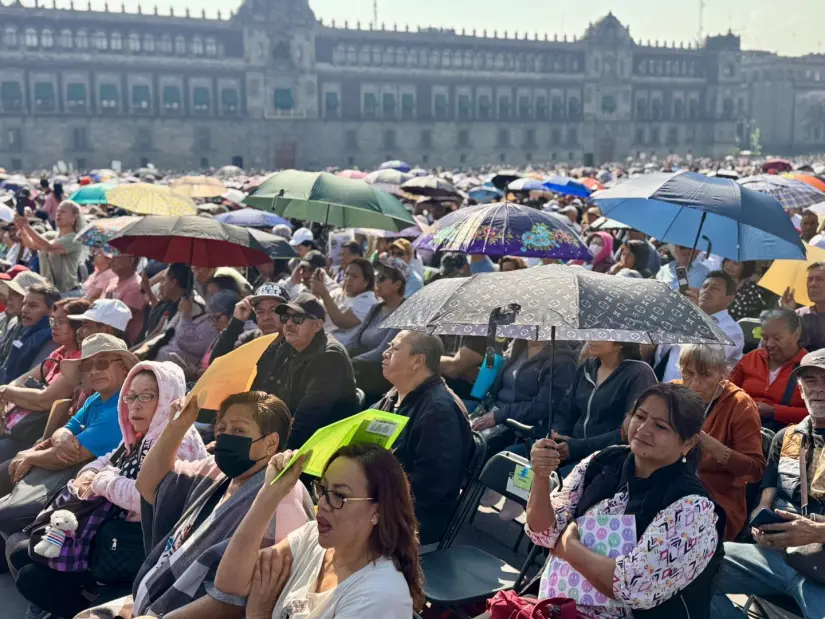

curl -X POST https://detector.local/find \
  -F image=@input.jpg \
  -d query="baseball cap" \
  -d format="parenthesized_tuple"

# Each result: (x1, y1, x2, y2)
(275, 292, 326, 321)
(300, 249, 327, 271)
(791, 350, 825, 380)
(68, 299, 133, 332)
(249, 282, 289, 305)
(391, 238, 413, 256)
(289, 227, 314, 247)
(0, 270, 46, 299)
(377, 256, 409, 282)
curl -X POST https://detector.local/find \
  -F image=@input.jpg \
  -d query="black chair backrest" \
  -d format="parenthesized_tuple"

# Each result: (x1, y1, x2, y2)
(761, 427, 776, 461)
(478, 451, 532, 509)
(436, 431, 487, 549)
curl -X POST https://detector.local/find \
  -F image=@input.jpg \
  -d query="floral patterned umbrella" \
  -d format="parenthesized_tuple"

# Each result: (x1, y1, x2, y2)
(424, 202, 592, 259)
(74, 216, 142, 252)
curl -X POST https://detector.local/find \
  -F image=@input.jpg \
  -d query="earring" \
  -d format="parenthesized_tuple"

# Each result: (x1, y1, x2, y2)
(681, 455, 687, 464)
(371, 516, 379, 525)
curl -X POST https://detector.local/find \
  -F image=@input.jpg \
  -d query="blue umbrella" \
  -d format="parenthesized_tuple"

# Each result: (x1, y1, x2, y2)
(542, 176, 592, 198)
(468, 185, 504, 203)
(592, 171, 806, 261)
(508, 178, 547, 192)
(216, 207, 292, 229)
(378, 160, 412, 173)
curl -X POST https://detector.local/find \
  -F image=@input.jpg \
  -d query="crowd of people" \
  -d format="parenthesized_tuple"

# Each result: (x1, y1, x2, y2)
(0, 159, 825, 619)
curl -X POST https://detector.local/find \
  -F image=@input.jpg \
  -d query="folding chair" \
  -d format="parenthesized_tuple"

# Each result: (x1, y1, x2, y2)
(420, 451, 541, 618)
(743, 595, 803, 619)
(739, 317, 762, 354)
(435, 431, 487, 550)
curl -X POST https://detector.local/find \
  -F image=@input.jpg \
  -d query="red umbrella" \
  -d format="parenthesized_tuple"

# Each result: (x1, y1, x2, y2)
(761, 158, 793, 173)
(109, 215, 273, 267)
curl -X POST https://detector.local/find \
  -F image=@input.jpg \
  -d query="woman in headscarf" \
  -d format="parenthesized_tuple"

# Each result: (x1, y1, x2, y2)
(584, 231, 615, 274)
(10, 361, 207, 619)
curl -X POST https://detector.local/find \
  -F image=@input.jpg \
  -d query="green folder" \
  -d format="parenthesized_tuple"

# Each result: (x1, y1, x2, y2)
(273, 409, 409, 482)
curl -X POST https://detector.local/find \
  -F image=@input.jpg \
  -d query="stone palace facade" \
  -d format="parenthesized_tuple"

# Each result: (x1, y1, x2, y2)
(0, 0, 823, 171)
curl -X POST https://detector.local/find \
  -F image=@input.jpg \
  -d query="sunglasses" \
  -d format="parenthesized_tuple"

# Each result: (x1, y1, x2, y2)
(280, 312, 308, 325)
(79, 357, 122, 373)
(122, 393, 158, 405)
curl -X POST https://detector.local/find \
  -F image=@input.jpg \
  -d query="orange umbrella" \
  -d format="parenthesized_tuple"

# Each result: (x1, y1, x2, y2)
(581, 178, 605, 192)
(785, 173, 825, 193)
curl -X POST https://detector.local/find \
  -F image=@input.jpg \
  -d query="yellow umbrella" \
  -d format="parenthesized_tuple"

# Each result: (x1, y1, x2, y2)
(170, 175, 227, 199)
(758, 242, 825, 306)
(106, 183, 197, 216)
(183, 333, 278, 412)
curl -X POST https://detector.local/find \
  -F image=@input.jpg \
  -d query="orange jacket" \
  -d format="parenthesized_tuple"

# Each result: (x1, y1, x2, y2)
(730, 348, 808, 425)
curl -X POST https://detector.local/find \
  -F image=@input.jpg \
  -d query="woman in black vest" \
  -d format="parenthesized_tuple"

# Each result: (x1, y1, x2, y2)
(525, 383, 726, 619)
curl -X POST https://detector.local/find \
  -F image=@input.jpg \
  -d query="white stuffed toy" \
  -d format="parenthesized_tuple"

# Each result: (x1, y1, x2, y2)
(34, 509, 79, 559)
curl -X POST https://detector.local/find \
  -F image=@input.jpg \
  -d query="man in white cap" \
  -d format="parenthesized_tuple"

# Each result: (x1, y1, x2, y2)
(0, 335, 136, 523)
(211, 282, 289, 361)
(288, 226, 315, 258)
(68, 298, 133, 344)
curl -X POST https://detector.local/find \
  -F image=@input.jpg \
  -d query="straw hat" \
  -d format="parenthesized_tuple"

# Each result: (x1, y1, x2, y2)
(60, 333, 138, 381)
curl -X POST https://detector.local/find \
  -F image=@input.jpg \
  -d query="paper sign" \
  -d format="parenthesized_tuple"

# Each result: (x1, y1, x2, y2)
(273, 410, 409, 482)
(511, 464, 534, 492)
(327, 230, 355, 266)
(111, 160, 122, 173)
(177, 333, 278, 418)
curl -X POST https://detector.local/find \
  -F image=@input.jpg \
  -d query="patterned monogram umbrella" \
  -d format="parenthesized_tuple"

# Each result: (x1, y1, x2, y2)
(383, 264, 733, 346)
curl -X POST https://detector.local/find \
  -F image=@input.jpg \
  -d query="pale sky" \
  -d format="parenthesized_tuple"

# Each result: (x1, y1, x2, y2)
(53, 0, 824, 57)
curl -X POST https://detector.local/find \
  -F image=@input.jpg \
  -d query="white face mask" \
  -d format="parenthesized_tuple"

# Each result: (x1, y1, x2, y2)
(588, 243, 603, 256)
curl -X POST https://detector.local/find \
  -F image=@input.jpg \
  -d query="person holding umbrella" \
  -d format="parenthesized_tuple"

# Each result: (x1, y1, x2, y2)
(655, 244, 710, 291)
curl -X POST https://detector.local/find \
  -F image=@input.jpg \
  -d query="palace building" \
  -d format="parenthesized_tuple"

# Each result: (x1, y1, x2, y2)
(0, 0, 822, 171)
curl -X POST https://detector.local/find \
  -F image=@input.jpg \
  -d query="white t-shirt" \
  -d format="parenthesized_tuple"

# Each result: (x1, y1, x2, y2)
(272, 522, 412, 619)
(324, 289, 376, 348)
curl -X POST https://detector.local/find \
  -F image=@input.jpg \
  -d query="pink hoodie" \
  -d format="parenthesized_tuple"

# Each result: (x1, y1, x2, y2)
(78, 361, 208, 521)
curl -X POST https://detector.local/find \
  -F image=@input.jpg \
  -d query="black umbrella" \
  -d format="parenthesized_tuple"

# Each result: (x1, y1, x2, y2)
(109, 215, 279, 267)
(248, 228, 297, 260)
(384, 265, 732, 429)
(490, 169, 523, 190)
(400, 175, 459, 199)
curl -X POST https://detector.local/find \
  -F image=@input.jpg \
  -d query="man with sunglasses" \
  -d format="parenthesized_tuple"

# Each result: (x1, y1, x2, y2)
(250, 293, 358, 449)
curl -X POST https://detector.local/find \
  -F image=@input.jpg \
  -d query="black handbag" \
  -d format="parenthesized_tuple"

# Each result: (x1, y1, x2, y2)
(784, 437, 825, 585)
(89, 517, 146, 584)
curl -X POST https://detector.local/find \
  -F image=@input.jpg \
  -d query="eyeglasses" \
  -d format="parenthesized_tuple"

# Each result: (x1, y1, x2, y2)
(280, 312, 308, 325)
(312, 480, 374, 510)
(122, 393, 158, 405)
(49, 317, 70, 328)
(79, 357, 121, 373)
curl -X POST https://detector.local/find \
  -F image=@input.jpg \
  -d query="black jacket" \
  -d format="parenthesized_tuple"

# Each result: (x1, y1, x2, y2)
(210, 317, 263, 363)
(489, 341, 578, 428)
(251, 331, 358, 450)
(576, 447, 726, 619)
(375, 375, 472, 545)
(555, 358, 657, 462)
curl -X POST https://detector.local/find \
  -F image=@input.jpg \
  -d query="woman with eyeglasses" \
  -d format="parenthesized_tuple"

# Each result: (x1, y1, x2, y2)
(0, 298, 90, 462)
(347, 257, 406, 403)
(10, 361, 207, 619)
(212, 443, 423, 619)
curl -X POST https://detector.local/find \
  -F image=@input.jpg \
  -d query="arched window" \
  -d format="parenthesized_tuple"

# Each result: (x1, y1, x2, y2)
(126, 33, 139, 52)
(372, 46, 382, 64)
(419, 48, 428, 67)
(346, 45, 356, 64)
(431, 49, 440, 68)
(518, 55, 527, 72)
(110, 31, 122, 51)
(75, 30, 88, 48)
(443, 50, 452, 68)
(59, 29, 72, 48)
(143, 34, 154, 52)
(466, 51, 474, 69)
(358, 46, 370, 64)
(24, 28, 38, 47)
(205, 37, 217, 56)
(159, 34, 172, 54)
(495, 53, 504, 70)
(4, 27, 18, 47)
(332, 44, 345, 64)
(407, 49, 418, 67)
(385, 46, 394, 66)
(174, 35, 186, 55)
(41, 29, 53, 48)
(192, 36, 204, 55)
(92, 31, 107, 50)
(395, 47, 405, 66)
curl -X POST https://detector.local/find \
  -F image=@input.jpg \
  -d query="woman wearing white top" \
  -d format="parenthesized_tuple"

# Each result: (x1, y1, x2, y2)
(211, 443, 423, 619)
(311, 258, 377, 348)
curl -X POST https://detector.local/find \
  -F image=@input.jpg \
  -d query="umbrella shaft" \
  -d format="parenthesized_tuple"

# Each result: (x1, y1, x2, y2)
(688, 211, 708, 266)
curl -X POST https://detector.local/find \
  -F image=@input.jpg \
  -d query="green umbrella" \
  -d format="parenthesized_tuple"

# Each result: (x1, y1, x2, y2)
(68, 182, 116, 205)
(243, 170, 416, 232)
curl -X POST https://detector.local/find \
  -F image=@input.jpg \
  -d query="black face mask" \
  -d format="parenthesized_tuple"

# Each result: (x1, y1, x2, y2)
(214, 434, 266, 479)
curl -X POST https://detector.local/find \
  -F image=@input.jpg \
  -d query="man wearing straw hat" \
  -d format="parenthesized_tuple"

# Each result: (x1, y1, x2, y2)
(0, 334, 137, 500)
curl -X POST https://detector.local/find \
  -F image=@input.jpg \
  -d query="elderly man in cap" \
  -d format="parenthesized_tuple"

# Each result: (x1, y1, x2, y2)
(711, 350, 825, 619)
(68, 298, 133, 344)
(210, 282, 289, 361)
(250, 293, 357, 449)
(0, 334, 137, 556)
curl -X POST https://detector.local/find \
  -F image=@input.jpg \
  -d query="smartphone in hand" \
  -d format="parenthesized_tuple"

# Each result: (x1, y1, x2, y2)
(675, 266, 689, 294)
(750, 508, 786, 531)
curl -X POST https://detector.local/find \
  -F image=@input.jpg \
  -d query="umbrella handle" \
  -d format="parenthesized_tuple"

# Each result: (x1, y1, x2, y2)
(547, 326, 556, 437)
(688, 211, 708, 266)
